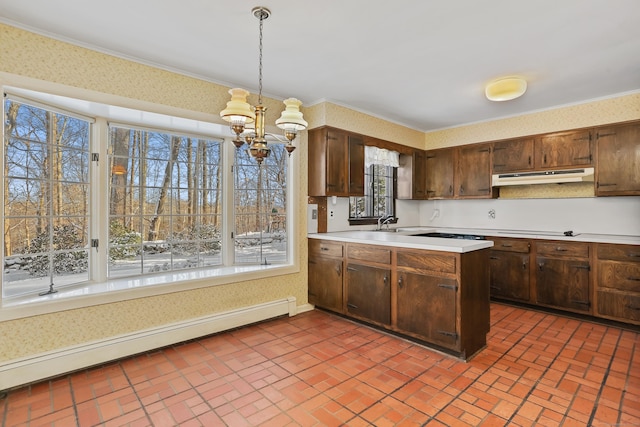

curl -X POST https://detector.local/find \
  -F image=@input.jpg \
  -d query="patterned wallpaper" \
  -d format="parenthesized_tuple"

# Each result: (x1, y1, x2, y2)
(0, 23, 308, 362)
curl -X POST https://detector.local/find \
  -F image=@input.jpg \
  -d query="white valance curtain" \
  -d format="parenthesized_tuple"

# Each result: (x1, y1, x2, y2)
(364, 146, 400, 168)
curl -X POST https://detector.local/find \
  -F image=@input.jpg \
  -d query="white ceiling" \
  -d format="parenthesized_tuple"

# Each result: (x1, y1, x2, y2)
(1, 0, 639, 132)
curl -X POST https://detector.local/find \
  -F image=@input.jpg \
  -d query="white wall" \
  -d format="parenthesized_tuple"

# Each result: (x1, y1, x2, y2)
(325, 198, 422, 232)
(420, 197, 640, 236)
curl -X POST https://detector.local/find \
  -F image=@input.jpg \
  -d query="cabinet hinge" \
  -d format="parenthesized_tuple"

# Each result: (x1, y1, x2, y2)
(91, 239, 99, 250)
(438, 283, 458, 291)
(91, 153, 99, 163)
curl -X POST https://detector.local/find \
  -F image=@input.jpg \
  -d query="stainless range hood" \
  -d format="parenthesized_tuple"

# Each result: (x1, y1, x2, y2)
(492, 167, 594, 187)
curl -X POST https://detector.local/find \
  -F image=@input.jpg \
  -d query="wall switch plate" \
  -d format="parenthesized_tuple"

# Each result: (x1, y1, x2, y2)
(312, 209, 318, 220)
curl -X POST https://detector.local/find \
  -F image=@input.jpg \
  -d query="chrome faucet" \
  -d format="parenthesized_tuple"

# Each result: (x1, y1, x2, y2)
(377, 214, 394, 230)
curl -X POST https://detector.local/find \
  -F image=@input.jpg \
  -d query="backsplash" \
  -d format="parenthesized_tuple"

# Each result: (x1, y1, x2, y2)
(421, 196, 640, 236)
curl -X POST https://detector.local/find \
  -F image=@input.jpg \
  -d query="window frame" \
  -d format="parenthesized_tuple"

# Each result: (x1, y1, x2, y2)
(0, 84, 300, 319)
(348, 163, 398, 226)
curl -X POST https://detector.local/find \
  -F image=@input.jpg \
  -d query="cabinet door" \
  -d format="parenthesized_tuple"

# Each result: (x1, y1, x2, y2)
(325, 129, 349, 196)
(493, 138, 534, 172)
(397, 150, 427, 200)
(595, 123, 640, 196)
(348, 135, 365, 196)
(489, 251, 530, 301)
(346, 263, 391, 325)
(456, 143, 494, 198)
(308, 256, 343, 312)
(397, 272, 458, 349)
(536, 257, 591, 313)
(537, 130, 593, 168)
(425, 148, 455, 199)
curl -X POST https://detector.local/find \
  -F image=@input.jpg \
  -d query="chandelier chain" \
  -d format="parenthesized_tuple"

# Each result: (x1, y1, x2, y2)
(258, 12, 264, 106)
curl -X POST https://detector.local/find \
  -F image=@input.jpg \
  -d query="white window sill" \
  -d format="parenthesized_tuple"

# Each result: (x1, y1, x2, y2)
(0, 263, 299, 321)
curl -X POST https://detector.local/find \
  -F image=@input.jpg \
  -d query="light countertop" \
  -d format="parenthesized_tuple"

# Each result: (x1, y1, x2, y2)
(308, 231, 494, 253)
(308, 227, 640, 253)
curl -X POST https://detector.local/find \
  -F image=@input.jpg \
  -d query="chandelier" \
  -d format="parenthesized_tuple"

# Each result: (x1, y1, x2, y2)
(220, 6, 308, 164)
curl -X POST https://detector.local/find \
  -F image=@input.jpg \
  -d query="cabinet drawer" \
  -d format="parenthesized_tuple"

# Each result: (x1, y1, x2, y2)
(347, 243, 392, 264)
(397, 250, 457, 275)
(597, 244, 640, 262)
(597, 290, 640, 323)
(309, 239, 343, 258)
(598, 261, 640, 292)
(536, 241, 589, 258)
(490, 238, 530, 253)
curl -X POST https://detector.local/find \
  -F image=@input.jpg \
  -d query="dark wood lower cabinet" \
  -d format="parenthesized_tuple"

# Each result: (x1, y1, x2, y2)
(346, 263, 391, 326)
(536, 257, 591, 314)
(308, 256, 343, 312)
(397, 272, 457, 348)
(489, 251, 530, 301)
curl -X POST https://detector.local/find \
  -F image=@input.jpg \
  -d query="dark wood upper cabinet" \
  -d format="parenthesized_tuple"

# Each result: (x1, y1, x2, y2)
(493, 138, 535, 173)
(536, 129, 593, 169)
(595, 122, 640, 196)
(425, 148, 455, 199)
(308, 127, 364, 197)
(397, 149, 427, 199)
(348, 134, 365, 195)
(456, 143, 496, 198)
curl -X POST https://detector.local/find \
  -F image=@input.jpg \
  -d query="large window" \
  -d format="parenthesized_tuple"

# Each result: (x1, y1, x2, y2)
(3, 97, 91, 298)
(2, 91, 295, 301)
(108, 125, 223, 278)
(234, 146, 288, 264)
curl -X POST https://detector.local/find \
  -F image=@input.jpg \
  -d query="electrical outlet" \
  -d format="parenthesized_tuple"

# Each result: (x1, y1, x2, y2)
(329, 210, 335, 219)
(488, 209, 496, 219)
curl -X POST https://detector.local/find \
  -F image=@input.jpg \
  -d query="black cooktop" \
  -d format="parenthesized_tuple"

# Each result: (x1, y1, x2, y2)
(413, 232, 486, 240)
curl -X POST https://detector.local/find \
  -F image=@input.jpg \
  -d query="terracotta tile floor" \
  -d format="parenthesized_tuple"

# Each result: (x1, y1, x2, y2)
(1, 303, 639, 426)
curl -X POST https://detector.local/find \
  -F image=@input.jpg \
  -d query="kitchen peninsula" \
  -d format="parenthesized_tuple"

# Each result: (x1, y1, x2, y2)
(308, 231, 493, 360)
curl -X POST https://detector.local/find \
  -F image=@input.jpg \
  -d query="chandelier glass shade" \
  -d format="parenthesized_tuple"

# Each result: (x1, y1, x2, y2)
(220, 7, 307, 163)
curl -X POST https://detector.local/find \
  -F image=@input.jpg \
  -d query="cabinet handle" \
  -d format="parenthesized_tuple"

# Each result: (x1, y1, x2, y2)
(570, 300, 591, 307)
(501, 244, 513, 248)
(543, 154, 547, 164)
(627, 277, 640, 281)
(383, 275, 387, 284)
(449, 185, 453, 195)
(555, 247, 567, 252)
(309, 260, 317, 264)
(598, 183, 617, 187)
(320, 247, 329, 251)
(398, 277, 403, 289)
(490, 285, 500, 290)
(528, 156, 531, 166)
(437, 330, 458, 339)
(573, 265, 591, 271)
(478, 148, 490, 153)
(347, 266, 358, 272)
(573, 155, 592, 161)
(459, 186, 464, 194)
(628, 253, 640, 258)
(438, 283, 458, 291)
(538, 263, 544, 271)
(336, 264, 342, 275)
(490, 256, 500, 260)
(522, 262, 527, 270)
(347, 303, 358, 309)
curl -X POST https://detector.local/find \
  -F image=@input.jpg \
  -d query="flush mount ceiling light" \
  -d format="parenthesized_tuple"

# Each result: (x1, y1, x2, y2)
(485, 77, 528, 102)
(220, 6, 308, 164)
